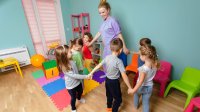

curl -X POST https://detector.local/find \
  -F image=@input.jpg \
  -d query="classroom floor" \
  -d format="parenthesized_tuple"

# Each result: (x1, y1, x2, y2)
(0, 65, 186, 112)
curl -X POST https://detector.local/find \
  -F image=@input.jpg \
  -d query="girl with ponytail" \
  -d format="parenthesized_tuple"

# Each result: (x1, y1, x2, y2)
(128, 45, 160, 112)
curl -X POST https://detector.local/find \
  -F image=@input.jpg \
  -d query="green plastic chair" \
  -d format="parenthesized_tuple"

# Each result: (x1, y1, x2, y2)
(164, 67, 200, 108)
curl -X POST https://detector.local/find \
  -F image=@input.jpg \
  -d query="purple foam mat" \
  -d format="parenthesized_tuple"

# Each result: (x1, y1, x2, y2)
(92, 70, 106, 84)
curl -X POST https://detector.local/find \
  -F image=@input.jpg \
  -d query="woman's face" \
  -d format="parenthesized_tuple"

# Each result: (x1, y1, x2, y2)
(98, 7, 110, 20)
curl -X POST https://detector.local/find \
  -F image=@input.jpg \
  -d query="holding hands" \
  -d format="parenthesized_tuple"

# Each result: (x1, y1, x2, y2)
(123, 47, 130, 55)
(128, 88, 135, 94)
(86, 73, 93, 79)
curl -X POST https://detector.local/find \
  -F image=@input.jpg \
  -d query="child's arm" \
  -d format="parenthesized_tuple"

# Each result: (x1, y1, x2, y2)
(88, 32, 101, 46)
(88, 62, 103, 76)
(121, 72, 132, 89)
(128, 72, 146, 94)
(118, 33, 130, 54)
(130, 51, 139, 54)
(88, 46, 93, 52)
(66, 72, 91, 79)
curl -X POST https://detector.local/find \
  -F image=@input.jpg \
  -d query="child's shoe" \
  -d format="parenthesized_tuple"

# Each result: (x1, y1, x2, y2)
(106, 108, 112, 112)
(78, 98, 86, 103)
(72, 110, 76, 112)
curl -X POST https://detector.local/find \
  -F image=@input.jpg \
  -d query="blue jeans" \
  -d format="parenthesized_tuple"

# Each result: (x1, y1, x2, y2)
(134, 86, 153, 112)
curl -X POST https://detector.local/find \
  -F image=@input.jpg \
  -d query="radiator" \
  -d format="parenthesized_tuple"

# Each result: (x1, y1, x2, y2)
(0, 46, 31, 72)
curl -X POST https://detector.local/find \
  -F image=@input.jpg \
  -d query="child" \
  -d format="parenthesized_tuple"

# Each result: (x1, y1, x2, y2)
(89, 38, 132, 112)
(70, 38, 84, 74)
(128, 45, 160, 112)
(82, 32, 93, 72)
(132, 38, 151, 86)
(138, 38, 151, 67)
(55, 45, 92, 112)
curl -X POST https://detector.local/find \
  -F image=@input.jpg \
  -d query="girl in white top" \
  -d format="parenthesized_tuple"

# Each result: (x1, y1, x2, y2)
(55, 45, 92, 112)
(128, 45, 160, 112)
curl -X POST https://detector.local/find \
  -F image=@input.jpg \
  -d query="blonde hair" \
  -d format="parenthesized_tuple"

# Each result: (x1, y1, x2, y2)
(100, 0, 106, 3)
(98, 0, 111, 11)
(55, 45, 71, 72)
(140, 45, 160, 69)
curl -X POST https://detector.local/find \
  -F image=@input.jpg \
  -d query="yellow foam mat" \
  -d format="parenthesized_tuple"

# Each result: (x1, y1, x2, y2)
(83, 79, 100, 95)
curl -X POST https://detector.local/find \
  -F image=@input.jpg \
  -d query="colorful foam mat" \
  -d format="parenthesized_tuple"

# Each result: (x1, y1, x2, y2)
(32, 69, 106, 111)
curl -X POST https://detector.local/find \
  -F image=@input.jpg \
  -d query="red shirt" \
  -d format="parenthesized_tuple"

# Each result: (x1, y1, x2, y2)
(82, 45, 92, 59)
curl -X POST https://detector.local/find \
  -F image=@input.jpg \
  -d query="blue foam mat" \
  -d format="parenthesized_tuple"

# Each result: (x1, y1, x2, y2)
(42, 78, 66, 96)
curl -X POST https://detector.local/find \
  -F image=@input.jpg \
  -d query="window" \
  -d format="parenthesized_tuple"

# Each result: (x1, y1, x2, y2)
(22, 0, 65, 57)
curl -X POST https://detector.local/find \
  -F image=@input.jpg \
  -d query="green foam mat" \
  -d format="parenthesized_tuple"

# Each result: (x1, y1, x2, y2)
(32, 70, 44, 79)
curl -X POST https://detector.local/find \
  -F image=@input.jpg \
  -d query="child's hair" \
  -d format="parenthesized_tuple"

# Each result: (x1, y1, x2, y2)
(84, 32, 93, 42)
(140, 38, 151, 46)
(98, 0, 111, 11)
(139, 45, 160, 69)
(110, 38, 123, 52)
(70, 38, 83, 48)
(55, 45, 71, 72)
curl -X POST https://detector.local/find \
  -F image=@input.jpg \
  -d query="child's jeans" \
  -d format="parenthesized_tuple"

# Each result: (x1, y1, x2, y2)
(134, 86, 153, 112)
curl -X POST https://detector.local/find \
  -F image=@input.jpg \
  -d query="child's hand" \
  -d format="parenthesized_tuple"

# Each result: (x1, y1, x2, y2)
(128, 88, 135, 94)
(86, 73, 93, 79)
(123, 47, 130, 55)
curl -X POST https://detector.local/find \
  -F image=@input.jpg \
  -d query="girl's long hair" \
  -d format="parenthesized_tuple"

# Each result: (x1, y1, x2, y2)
(140, 45, 160, 69)
(55, 45, 71, 72)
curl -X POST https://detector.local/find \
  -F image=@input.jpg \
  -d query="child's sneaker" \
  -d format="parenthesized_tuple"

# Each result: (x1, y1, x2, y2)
(72, 110, 76, 112)
(106, 108, 112, 112)
(78, 98, 86, 103)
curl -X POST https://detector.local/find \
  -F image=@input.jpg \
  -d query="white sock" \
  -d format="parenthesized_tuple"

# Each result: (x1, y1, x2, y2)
(72, 110, 76, 112)
(78, 98, 86, 103)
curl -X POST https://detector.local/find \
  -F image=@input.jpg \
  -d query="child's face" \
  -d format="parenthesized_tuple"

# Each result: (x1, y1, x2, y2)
(99, 7, 110, 20)
(72, 44, 82, 51)
(83, 35, 89, 43)
(67, 50, 72, 59)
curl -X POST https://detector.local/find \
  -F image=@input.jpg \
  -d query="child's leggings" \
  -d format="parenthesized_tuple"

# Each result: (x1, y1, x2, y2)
(67, 83, 83, 110)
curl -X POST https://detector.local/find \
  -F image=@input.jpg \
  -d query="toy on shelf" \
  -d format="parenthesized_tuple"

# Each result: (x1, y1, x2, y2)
(48, 42, 59, 49)
(95, 48, 100, 54)
(42, 60, 59, 79)
(71, 13, 90, 37)
(47, 42, 60, 60)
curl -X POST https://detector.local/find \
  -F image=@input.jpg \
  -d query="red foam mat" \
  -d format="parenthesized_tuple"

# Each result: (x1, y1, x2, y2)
(50, 89, 71, 111)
